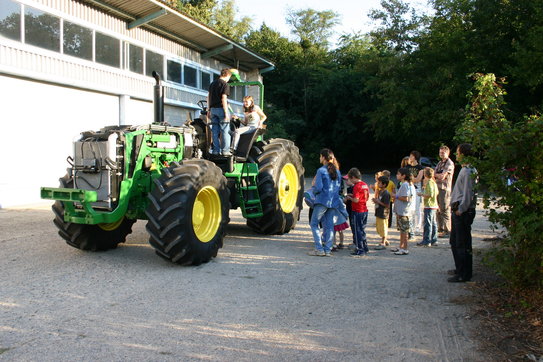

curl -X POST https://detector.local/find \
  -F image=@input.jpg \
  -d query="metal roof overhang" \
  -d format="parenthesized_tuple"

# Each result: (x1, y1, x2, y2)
(81, 0, 274, 72)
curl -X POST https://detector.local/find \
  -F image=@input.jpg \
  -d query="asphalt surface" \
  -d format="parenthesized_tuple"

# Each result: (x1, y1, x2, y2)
(0, 183, 497, 361)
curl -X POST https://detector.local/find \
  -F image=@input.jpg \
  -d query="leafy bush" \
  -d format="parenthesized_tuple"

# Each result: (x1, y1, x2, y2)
(457, 73, 543, 288)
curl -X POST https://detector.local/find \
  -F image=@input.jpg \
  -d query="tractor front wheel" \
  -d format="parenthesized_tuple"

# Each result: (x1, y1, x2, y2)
(52, 173, 135, 251)
(145, 159, 230, 265)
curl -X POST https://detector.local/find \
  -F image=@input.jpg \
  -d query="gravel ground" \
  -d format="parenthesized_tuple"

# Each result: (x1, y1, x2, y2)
(0, 179, 497, 361)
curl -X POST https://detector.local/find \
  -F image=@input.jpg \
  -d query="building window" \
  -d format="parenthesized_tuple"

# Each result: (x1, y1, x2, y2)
(63, 20, 92, 61)
(0, 0, 20, 41)
(184, 65, 197, 88)
(24, 6, 60, 52)
(200, 71, 211, 90)
(95, 31, 120, 68)
(145, 49, 163, 77)
(167, 60, 181, 84)
(128, 43, 143, 74)
(231, 86, 245, 102)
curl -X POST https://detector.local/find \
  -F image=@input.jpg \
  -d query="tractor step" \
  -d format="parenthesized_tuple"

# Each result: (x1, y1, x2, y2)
(233, 163, 264, 219)
(240, 186, 258, 191)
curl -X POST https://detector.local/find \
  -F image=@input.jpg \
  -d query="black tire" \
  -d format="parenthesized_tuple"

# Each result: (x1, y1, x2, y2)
(145, 159, 230, 265)
(52, 173, 135, 251)
(247, 138, 304, 234)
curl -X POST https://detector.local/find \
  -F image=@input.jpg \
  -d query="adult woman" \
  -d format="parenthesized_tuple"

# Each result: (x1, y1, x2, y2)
(242, 95, 266, 128)
(231, 96, 267, 151)
(308, 148, 342, 256)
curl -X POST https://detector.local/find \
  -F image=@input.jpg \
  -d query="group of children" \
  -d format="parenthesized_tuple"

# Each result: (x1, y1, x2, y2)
(311, 166, 440, 257)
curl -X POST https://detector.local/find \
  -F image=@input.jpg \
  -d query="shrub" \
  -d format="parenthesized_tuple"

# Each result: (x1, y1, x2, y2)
(457, 73, 543, 288)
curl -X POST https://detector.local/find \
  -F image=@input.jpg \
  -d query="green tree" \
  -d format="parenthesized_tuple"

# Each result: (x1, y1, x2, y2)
(175, 0, 251, 41)
(174, 0, 216, 24)
(286, 8, 340, 49)
(369, 0, 427, 52)
(212, 0, 251, 41)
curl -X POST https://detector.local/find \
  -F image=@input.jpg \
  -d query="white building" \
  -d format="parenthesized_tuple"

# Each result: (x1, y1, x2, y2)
(0, 0, 274, 208)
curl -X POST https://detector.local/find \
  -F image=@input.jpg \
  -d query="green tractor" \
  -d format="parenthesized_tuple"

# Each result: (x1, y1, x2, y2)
(41, 71, 304, 265)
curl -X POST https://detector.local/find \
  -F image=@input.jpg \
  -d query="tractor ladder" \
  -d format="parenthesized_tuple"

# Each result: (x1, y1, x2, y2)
(237, 163, 263, 218)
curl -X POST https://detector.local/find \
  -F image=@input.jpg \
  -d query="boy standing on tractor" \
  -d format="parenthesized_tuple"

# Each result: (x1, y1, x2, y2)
(207, 68, 232, 156)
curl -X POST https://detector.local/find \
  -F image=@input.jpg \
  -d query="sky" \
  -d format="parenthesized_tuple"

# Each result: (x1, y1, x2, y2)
(234, 0, 431, 46)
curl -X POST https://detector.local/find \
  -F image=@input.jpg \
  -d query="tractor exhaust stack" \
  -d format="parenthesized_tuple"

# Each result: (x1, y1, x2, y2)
(152, 71, 164, 124)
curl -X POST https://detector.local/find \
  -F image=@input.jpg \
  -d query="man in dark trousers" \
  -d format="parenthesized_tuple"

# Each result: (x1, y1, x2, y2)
(448, 143, 478, 283)
(207, 68, 232, 156)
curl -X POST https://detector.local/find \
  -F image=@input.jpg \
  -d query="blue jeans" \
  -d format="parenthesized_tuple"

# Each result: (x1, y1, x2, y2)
(210, 107, 231, 154)
(351, 211, 368, 253)
(310, 204, 335, 253)
(422, 208, 438, 245)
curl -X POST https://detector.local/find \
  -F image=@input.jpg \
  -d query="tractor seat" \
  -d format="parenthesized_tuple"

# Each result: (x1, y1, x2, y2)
(234, 128, 265, 162)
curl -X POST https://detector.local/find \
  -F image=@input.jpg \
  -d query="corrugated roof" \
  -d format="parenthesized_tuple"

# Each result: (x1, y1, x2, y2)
(83, 0, 274, 72)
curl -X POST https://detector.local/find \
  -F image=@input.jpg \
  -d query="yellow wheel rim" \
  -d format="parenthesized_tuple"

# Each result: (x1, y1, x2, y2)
(192, 186, 222, 242)
(98, 217, 124, 231)
(278, 163, 298, 213)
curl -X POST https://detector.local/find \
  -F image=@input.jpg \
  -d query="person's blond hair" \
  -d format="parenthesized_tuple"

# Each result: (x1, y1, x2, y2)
(400, 156, 409, 168)
(424, 167, 435, 179)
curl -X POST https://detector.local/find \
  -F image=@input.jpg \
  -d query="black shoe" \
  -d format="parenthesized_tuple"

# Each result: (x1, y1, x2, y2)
(447, 269, 458, 275)
(447, 276, 469, 283)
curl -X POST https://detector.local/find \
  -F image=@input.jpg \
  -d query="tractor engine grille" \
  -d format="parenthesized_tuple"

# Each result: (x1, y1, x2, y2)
(72, 132, 123, 210)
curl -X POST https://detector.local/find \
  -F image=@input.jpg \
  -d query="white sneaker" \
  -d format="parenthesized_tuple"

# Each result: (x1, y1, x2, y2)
(394, 249, 409, 255)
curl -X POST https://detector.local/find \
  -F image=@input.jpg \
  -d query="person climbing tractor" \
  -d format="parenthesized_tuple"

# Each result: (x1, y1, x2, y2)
(207, 68, 233, 156)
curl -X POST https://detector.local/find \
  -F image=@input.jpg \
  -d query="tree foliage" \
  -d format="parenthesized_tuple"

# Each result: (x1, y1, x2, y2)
(457, 74, 543, 288)
(286, 8, 340, 50)
(175, 0, 251, 41)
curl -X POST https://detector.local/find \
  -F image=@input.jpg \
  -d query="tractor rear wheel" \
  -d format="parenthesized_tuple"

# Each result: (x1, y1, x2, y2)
(145, 159, 230, 265)
(247, 139, 304, 234)
(52, 173, 135, 251)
